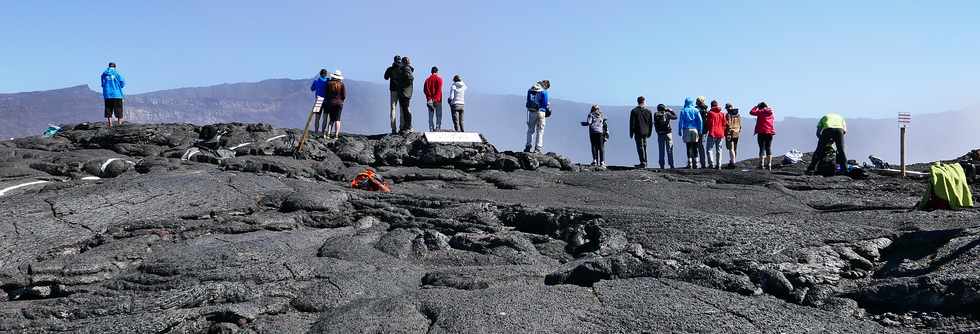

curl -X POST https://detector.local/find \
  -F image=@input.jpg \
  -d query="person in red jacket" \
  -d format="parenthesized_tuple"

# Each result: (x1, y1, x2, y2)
(705, 100, 727, 169)
(424, 66, 444, 131)
(749, 101, 776, 170)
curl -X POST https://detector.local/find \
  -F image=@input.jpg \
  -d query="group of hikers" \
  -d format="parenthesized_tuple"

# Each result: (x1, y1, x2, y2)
(585, 95, 850, 174)
(98, 61, 852, 175)
(383, 55, 469, 134)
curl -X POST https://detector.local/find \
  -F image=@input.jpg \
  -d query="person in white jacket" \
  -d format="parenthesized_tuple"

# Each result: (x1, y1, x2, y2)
(447, 75, 467, 132)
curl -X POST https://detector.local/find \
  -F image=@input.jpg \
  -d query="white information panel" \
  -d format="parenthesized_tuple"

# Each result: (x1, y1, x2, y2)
(424, 132, 484, 143)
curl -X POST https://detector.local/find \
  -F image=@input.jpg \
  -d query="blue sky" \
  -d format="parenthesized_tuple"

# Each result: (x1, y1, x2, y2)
(1, 0, 978, 118)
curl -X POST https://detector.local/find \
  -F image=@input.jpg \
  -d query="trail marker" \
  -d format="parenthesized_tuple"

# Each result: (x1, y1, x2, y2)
(898, 112, 911, 177)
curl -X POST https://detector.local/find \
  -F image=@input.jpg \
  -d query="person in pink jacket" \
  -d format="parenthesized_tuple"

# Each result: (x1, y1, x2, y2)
(749, 101, 775, 170)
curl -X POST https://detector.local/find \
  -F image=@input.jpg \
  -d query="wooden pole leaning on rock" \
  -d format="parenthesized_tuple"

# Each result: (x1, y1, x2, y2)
(296, 97, 324, 153)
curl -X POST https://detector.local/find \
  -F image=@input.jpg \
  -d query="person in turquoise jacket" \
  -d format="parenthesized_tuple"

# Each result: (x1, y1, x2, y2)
(101, 63, 126, 127)
(677, 97, 703, 169)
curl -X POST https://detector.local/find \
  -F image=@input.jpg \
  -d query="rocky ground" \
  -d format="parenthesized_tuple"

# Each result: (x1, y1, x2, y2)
(1, 123, 978, 334)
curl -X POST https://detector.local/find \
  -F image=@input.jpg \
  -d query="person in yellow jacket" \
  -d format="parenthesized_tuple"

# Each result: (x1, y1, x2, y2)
(806, 113, 848, 174)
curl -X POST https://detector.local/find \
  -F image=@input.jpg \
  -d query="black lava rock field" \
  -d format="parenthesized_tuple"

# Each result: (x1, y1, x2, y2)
(1, 123, 978, 333)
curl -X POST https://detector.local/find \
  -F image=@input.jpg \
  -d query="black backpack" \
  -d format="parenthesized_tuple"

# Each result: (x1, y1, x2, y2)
(654, 112, 670, 133)
(526, 89, 540, 109)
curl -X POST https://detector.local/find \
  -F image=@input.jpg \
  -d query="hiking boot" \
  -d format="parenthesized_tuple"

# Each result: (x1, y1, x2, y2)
(591, 160, 598, 166)
(600, 162, 607, 167)
(524, 145, 532, 153)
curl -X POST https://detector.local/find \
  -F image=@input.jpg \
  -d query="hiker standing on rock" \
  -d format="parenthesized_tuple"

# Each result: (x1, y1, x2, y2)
(695, 96, 709, 168)
(310, 69, 330, 136)
(654, 103, 677, 169)
(724, 103, 742, 168)
(448, 75, 467, 132)
(678, 97, 703, 169)
(706, 100, 726, 170)
(806, 113, 848, 175)
(396, 57, 415, 133)
(629, 96, 653, 168)
(424, 66, 444, 131)
(101, 62, 126, 127)
(750, 101, 776, 170)
(383, 55, 402, 134)
(581, 104, 608, 167)
(524, 80, 550, 153)
(324, 70, 346, 139)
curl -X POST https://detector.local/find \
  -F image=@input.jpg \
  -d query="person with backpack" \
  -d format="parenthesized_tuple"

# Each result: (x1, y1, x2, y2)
(383, 55, 402, 134)
(581, 105, 609, 167)
(724, 103, 742, 168)
(806, 113, 848, 175)
(424, 66, 444, 131)
(324, 70, 346, 139)
(448, 75, 467, 132)
(396, 57, 415, 133)
(524, 80, 550, 153)
(705, 100, 727, 170)
(678, 97, 703, 169)
(750, 101, 776, 170)
(101, 62, 126, 127)
(629, 97, 653, 168)
(695, 96, 709, 168)
(310, 69, 330, 136)
(653, 103, 677, 169)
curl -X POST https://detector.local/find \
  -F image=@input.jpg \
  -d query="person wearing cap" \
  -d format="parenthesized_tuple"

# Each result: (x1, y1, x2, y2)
(396, 57, 415, 133)
(806, 113, 848, 174)
(424, 66, 444, 131)
(447, 75, 467, 132)
(524, 80, 550, 153)
(324, 70, 346, 139)
(101, 62, 126, 127)
(383, 55, 402, 134)
(724, 103, 742, 168)
(653, 103, 677, 169)
(310, 69, 331, 136)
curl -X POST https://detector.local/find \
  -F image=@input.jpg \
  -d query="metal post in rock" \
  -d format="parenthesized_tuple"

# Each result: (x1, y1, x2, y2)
(898, 112, 912, 177)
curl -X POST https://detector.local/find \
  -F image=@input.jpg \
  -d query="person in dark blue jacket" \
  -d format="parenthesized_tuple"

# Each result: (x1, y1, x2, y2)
(310, 69, 330, 135)
(677, 97, 704, 169)
(101, 62, 126, 127)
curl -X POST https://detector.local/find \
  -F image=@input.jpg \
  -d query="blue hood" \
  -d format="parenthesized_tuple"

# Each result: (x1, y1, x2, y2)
(677, 97, 703, 135)
(101, 68, 125, 99)
(683, 97, 695, 109)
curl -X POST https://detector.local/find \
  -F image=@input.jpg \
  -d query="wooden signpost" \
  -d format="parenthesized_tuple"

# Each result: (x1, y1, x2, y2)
(898, 112, 911, 177)
(296, 97, 325, 153)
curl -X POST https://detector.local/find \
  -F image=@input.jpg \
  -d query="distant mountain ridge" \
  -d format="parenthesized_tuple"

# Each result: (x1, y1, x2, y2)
(1, 80, 975, 165)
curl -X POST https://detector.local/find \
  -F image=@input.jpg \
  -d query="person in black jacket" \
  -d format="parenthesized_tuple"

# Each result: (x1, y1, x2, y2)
(396, 57, 415, 133)
(629, 96, 654, 168)
(383, 55, 402, 134)
(653, 104, 677, 169)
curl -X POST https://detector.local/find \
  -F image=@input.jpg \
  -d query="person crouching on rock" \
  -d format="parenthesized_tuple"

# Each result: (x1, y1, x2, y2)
(524, 80, 550, 153)
(324, 70, 346, 139)
(101, 62, 126, 127)
(806, 113, 848, 175)
(581, 104, 608, 167)
(724, 103, 742, 168)
(448, 75, 467, 132)
(629, 96, 653, 168)
(310, 69, 330, 136)
(750, 101, 776, 171)
(678, 97, 703, 169)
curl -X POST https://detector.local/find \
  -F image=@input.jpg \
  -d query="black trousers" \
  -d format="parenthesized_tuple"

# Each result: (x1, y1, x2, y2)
(807, 128, 847, 171)
(398, 97, 412, 131)
(590, 132, 605, 163)
(634, 136, 648, 164)
(757, 134, 773, 156)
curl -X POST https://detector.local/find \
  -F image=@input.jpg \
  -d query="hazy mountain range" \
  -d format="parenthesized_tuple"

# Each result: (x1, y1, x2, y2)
(1, 79, 975, 165)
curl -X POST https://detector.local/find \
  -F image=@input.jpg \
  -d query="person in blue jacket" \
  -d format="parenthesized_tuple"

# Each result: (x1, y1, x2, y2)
(101, 62, 126, 127)
(677, 97, 704, 169)
(524, 80, 551, 153)
(310, 69, 331, 136)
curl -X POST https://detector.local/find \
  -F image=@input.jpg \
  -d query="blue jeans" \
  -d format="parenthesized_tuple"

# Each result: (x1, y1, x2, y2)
(657, 133, 674, 168)
(706, 136, 723, 168)
(427, 100, 443, 131)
